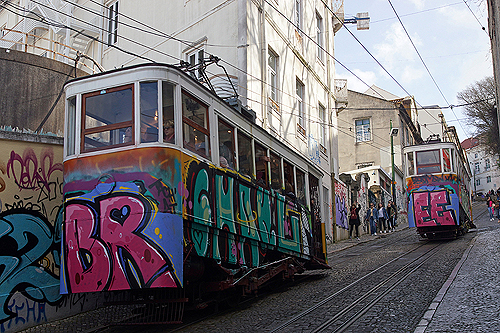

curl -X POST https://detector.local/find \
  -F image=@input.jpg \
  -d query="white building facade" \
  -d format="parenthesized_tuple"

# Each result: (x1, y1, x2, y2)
(463, 137, 500, 196)
(1, 0, 346, 240)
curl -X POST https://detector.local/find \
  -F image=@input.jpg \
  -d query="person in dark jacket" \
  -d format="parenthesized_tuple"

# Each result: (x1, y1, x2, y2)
(365, 202, 378, 235)
(387, 201, 397, 232)
(349, 202, 361, 240)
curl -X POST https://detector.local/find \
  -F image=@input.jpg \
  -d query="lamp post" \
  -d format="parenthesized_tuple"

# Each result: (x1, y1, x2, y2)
(389, 120, 398, 203)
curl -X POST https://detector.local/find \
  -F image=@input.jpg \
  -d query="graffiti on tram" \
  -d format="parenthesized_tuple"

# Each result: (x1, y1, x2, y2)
(61, 174, 183, 294)
(406, 174, 460, 228)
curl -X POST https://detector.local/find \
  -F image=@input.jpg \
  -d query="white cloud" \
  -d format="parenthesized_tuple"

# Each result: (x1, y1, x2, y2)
(407, 0, 426, 11)
(336, 69, 378, 93)
(373, 23, 421, 70)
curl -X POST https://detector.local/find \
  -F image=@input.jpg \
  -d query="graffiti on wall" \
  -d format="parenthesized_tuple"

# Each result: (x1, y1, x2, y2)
(61, 176, 183, 294)
(357, 180, 368, 233)
(0, 145, 64, 329)
(335, 182, 348, 229)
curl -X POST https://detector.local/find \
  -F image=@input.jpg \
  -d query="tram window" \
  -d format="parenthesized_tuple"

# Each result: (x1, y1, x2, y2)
(443, 148, 452, 172)
(162, 82, 175, 143)
(218, 120, 235, 169)
(283, 160, 295, 197)
(416, 149, 441, 174)
(255, 142, 269, 188)
(140, 81, 159, 143)
(182, 91, 210, 159)
(237, 132, 253, 177)
(296, 169, 306, 204)
(270, 152, 282, 191)
(407, 152, 415, 175)
(451, 149, 456, 172)
(82, 84, 133, 152)
(66, 97, 76, 156)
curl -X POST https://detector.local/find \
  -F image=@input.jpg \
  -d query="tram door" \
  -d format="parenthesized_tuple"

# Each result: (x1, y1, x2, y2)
(309, 175, 325, 260)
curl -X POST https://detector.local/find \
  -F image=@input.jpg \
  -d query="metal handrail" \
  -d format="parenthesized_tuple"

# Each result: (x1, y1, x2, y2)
(0, 28, 98, 73)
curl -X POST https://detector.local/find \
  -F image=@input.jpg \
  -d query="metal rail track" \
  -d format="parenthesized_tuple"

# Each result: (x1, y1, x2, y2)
(269, 241, 442, 332)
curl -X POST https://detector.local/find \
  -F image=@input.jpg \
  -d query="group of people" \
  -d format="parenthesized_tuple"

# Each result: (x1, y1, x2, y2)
(348, 201, 398, 240)
(486, 193, 500, 222)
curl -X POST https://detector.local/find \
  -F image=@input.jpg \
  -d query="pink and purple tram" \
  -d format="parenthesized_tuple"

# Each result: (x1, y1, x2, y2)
(404, 139, 473, 239)
(61, 63, 328, 318)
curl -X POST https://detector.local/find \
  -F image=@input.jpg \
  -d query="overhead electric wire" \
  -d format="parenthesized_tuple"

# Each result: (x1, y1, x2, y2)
(3, 0, 474, 143)
(462, 0, 489, 35)
(387, 0, 471, 139)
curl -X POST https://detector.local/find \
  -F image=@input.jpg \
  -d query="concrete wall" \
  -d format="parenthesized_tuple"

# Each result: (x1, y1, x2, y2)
(338, 90, 402, 175)
(0, 131, 101, 332)
(0, 48, 87, 134)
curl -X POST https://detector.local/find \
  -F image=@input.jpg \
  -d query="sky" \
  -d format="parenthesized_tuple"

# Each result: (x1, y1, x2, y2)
(334, 0, 493, 142)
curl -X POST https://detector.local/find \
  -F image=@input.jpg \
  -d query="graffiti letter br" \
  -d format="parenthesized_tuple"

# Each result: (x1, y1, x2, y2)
(61, 181, 183, 294)
(412, 190, 457, 227)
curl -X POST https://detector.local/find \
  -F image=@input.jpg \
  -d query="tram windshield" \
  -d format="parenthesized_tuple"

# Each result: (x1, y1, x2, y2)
(82, 85, 134, 151)
(416, 149, 441, 174)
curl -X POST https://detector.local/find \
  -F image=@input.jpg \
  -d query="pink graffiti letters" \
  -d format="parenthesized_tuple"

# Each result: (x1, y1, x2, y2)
(6, 148, 62, 193)
(412, 190, 457, 227)
(63, 182, 181, 293)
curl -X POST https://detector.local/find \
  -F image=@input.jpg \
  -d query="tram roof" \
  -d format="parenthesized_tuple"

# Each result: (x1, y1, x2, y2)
(64, 63, 325, 179)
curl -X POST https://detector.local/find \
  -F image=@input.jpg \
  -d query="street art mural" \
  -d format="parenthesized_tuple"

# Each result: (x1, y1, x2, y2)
(335, 181, 348, 229)
(357, 177, 369, 233)
(181, 158, 315, 267)
(63, 147, 319, 279)
(61, 177, 183, 294)
(0, 141, 64, 331)
(406, 174, 461, 228)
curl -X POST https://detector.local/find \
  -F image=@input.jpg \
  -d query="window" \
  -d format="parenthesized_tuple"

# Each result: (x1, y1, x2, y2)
(270, 152, 282, 191)
(107, 2, 118, 45)
(162, 82, 175, 143)
(486, 159, 491, 170)
(81, 84, 133, 152)
(182, 91, 210, 159)
(237, 132, 253, 177)
(416, 150, 441, 174)
(187, 48, 204, 80)
(316, 12, 324, 62)
(140, 81, 158, 143)
(218, 120, 235, 169)
(255, 142, 269, 188)
(443, 148, 451, 172)
(66, 97, 76, 156)
(283, 160, 295, 197)
(319, 103, 326, 148)
(487, 176, 492, 183)
(407, 152, 414, 175)
(476, 179, 481, 186)
(296, 169, 306, 204)
(296, 79, 305, 133)
(268, 50, 278, 103)
(474, 162, 480, 173)
(294, 0, 302, 31)
(474, 153, 478, 159)
(355, 119, 370, 142)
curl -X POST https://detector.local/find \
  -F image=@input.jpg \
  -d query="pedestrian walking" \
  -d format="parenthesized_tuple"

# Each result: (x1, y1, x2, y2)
(377, 202, 389, 233)
(487, 196, 495, 221)
(387, 201, 397, 231)
(349, 202, 361, 240)
(365, 202, 378, 235)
